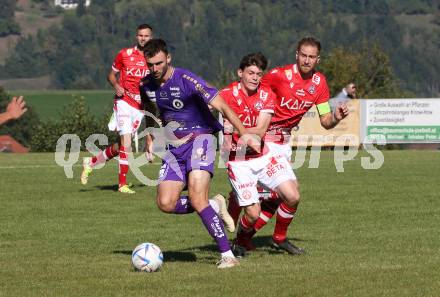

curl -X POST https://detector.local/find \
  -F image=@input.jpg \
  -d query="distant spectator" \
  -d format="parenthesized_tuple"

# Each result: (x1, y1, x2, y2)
(0, 96, 27, 126)
(330, 82, 356, 111)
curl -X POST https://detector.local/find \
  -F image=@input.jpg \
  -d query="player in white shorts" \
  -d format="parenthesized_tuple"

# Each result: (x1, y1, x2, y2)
(81, 24, 153, 194)
(220, 53, 300, 256)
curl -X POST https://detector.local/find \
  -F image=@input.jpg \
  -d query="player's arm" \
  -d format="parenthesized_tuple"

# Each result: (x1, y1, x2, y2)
(210, 94, 261, 153)
(0, 96, 27, 125)
(246, 112, 272, 138)
(142, 95, 157, 162)
(318, 102, 349, 130)
(210, 94, 248, 136)
(107, 69, 124, 97)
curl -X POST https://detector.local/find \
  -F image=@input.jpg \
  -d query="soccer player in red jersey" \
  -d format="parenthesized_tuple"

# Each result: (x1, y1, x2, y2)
(81, 24, 153, 194)
(228, 37, 349, 255)
(220, 53, 302, 257)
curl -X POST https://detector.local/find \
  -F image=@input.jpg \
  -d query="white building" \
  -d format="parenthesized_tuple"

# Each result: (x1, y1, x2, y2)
(54, 0, 91, 9)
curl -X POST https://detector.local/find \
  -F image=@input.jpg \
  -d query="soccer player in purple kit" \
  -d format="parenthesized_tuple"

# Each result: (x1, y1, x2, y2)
(140, 39, 258, 268)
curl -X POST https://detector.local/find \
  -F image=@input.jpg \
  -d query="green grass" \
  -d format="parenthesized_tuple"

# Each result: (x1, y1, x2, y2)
(1, 151, 439, 297)
(9, 90, 114, 121)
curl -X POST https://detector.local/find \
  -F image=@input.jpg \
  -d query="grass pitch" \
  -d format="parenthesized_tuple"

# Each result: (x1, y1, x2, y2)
(0, 151, 439, 297)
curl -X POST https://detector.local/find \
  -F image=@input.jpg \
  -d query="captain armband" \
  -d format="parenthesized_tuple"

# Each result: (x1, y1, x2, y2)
(316, 102, 331, 116)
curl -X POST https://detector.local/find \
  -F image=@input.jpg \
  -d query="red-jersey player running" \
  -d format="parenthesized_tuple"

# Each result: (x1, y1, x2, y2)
(220, 53, 303, 257)
(228, 37, 349, 255)
(81, 24, 153, 194)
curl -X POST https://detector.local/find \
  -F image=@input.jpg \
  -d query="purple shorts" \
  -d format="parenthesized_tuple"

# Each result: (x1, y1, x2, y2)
(158, 135, 216, 185)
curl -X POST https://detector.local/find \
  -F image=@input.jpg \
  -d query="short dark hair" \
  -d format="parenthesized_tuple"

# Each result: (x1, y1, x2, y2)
(297, 36, 321, 54)
(239, 52, 268, 71)
(143, 39, 169, 58)
(137, 23, 153, 32)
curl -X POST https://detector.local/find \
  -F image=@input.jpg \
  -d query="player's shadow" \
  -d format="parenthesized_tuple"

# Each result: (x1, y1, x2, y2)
(94, 184, 145, 192)
(112, 250, 197, 262)
(195, 235, 313, 255)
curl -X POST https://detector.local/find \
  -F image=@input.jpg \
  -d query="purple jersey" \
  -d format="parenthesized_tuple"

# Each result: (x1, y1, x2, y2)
(140, 68, 223, 138)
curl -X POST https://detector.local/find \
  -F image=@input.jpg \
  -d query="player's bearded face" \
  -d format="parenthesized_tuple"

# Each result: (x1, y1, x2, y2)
(136, 28, 153, 48)
(238, 65, 263, 95)
(297, 45, 320, 75)
(147, 52, 170, 80)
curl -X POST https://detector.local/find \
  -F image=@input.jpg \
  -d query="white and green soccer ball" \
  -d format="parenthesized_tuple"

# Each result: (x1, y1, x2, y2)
(131, 242, 163, 272)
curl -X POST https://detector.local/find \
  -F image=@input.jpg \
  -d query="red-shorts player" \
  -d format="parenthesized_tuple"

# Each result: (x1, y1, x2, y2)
(220, 53, 301, 257)
(81, 24, 153, 194)
(227, 37, 349, 255)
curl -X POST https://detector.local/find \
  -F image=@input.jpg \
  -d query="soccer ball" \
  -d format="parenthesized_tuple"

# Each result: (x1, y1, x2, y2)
(131, 242, 163, 272)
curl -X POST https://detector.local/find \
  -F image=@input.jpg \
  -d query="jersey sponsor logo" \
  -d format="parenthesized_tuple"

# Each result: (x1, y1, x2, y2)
(183, 74, 198, 84)
(265, 156, 286, 177)
(172, 99, 184, 109)
(182, 74, 212, 99)
(296, 89, 306, 97)
(126, 68, 149, 77)
(260, 90, 268, 101)
(195, 83, 211, 99)
(171, 92, 181, 97)
(170, 86, 180, 91)
(146, 91, 156, 98)
(308, 84, 316, 94)
(242, 190, 252, 200)
(238, 114, 257, 127)
(237, 181, 256, 190)
(312, 74, 321, 85)
(280, 97, 314, 110)
(285, 69, 293, 80)
(254, 101, 263, 110)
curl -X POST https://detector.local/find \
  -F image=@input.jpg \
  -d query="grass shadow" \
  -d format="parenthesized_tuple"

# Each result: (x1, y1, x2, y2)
(112, 250, 197, 262)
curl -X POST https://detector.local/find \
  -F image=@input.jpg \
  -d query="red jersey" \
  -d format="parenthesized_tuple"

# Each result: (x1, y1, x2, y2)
(112, 46, 149, 109)
(261, 64, 330, 143)
(221, 81, 275, 161)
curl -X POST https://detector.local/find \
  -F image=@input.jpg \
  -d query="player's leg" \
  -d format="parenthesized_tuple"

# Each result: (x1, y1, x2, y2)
(250, 187, 280, 231)
(187, 169, 239, 268)
(227, 159, 260, 256)
(254, 196, 280, 231)
(156, 180, 186, 213)
(81, 109, 120, 185)
(260, 153, 305, 255)
(227, 191, 242, 226)
(118, 133, 134, 193)
(116, 102, 144, 193)
(271, 179, 305, 254)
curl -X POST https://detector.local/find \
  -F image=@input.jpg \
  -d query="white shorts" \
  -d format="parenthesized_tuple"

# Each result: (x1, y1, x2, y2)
(266, 142, 293, 161)
(227, 151, 296, 207)
(108, 100, 144, 136)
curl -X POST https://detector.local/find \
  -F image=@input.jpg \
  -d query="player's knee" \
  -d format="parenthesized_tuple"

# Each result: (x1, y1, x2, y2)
(284, 191, 300, 208)
(156, 196, 175, 213)
(244, 205, 260, 223)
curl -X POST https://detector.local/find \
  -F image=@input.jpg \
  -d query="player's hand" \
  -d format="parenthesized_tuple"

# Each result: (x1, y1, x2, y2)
(241, 133, 261, 154)
(7, 96, 27, 120)
(114, 84, 125, 97)
(334, 103, 349, 121)
(145, 134, 154, 163)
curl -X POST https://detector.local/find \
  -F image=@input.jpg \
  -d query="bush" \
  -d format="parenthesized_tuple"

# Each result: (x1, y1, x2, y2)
(30, 96, 118, 152)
